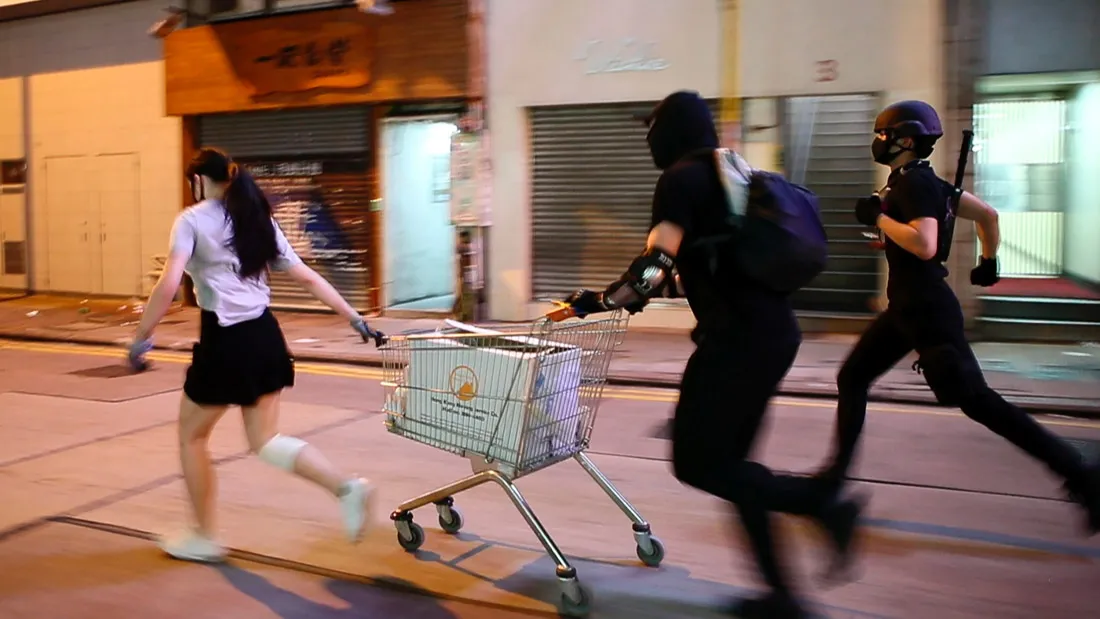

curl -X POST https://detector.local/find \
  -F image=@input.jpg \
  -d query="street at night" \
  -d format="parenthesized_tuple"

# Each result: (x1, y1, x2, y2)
(1, 339, 1097, 618)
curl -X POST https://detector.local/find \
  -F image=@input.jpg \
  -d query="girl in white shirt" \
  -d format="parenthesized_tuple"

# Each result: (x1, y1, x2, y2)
(129, 147, 384, 562)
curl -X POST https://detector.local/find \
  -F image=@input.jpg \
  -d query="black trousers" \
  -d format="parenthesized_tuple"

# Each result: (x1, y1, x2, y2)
(672, 323, 832, 594)
(825, 293, 1087, 487)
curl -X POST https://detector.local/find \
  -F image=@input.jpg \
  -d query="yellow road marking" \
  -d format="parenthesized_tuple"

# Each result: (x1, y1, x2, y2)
(2, 339, 1098, 430)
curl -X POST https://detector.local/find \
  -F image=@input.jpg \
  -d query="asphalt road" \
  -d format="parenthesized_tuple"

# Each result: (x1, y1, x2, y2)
(0, 338, 1098, 619)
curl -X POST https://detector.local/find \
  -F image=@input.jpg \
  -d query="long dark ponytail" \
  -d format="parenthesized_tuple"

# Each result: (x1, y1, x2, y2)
(187, 147, 278, 280)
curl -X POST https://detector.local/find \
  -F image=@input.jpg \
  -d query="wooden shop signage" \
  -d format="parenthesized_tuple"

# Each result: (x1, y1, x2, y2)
(164, 8, 376, 114)
(234, 20, 372, 96)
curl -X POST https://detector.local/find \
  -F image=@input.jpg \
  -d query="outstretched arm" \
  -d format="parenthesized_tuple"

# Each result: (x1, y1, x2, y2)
(957, 191, 1000, 260)
(272, 220, 360, 322)
(134, 216, 194, 342)
(134, 253, 187, 342)
(563, 220, 686, 317)
(274, 223, 382, 344)
(285, 263, 361, 322)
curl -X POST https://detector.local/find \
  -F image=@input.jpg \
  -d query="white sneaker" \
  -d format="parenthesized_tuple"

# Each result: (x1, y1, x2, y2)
(339, 477, 376, 543)
(158, 529, 228, 563)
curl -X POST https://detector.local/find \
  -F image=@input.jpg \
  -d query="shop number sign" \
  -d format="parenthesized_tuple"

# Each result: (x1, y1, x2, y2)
(814, 59, 839, 82)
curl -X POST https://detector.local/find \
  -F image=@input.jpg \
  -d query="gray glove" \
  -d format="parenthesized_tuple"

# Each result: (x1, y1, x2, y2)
(351, 317, 387, 347)
(128, 337, 154, 372)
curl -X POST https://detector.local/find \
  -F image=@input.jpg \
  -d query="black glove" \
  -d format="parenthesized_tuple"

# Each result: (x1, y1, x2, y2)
(854, 194, 885, 227)
(970, 257, 1000, 287)
(563, 289, 609, 319)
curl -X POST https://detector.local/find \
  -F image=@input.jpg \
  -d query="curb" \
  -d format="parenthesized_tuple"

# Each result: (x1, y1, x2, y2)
(3, 331, 1098, 421)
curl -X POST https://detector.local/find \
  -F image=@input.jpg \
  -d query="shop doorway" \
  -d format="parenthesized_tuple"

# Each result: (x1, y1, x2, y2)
(380, 116, 459, 312)
(973, 97, 1067, 278)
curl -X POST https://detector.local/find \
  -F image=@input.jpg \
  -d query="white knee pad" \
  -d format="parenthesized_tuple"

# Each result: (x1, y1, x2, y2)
(257, 434, 307, 471)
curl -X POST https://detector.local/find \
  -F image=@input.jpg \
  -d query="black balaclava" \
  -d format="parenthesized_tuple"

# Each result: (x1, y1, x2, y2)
(644, 90, 720, 170)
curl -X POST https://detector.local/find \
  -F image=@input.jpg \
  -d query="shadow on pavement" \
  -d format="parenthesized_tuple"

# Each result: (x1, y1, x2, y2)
(397, 530, 893, 619)
(218, 564, 483, 619)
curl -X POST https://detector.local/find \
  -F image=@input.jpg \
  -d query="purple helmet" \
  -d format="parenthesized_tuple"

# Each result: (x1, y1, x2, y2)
(874, 100, 943, 138)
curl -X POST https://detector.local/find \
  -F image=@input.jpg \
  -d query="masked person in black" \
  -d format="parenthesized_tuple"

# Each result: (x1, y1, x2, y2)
(817, 100, 1100, 534)
(562, 90, 865, 619)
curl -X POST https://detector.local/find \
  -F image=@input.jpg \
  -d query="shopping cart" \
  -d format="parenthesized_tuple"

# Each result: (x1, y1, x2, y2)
(378, 307, 664, 617)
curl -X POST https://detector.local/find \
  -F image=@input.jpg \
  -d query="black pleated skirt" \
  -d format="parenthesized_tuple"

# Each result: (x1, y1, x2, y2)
(183, 309, 295, 407)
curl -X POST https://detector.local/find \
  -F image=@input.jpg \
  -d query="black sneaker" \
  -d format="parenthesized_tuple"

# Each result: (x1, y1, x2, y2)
(816, 492, 869, 588)
(1064, 462, 1100, 536)
(729, 592, 810, 618)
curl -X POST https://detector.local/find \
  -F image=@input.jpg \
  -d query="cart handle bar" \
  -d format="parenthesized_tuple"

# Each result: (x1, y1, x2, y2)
(546, 303, 577, 322)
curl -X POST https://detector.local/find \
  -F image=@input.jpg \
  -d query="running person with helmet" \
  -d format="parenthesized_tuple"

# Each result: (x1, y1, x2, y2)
(816, 101, 1100, 534)
(128, 147, 385, 562)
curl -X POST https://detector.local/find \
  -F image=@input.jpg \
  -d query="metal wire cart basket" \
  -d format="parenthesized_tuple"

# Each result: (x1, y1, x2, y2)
(379, 310, 665, 617)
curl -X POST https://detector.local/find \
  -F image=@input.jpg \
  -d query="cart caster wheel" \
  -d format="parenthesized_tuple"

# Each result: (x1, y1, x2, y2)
(559, 585, 591, 618)
(636, 535, 665, 567)
(397, 521, 425, 552)
(438, 507, 464, 535)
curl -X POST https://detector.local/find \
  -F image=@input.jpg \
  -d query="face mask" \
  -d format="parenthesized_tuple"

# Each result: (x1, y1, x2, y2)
(871, 132, 919, 166)
(646, 124, 679, 170)
(871, 137, 900, 165)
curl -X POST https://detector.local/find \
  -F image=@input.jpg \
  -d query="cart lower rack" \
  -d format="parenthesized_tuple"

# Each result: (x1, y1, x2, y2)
(379, 310, 664, 617)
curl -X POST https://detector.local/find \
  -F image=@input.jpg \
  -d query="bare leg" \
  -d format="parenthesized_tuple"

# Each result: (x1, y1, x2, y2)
(242, 391, 347, 496)
(242, 391, 374, 541)
(178, 394, 228, 536)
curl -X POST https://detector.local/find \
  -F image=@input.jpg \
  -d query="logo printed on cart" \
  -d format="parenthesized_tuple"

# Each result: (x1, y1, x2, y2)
(448, 365, 479, 402)
(428, 395, 491, 423)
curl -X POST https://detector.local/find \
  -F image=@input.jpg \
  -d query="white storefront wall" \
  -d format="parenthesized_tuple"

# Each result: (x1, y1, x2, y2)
(0, 76, 28, 291)
(486, 0, 944, 326)
(0, 1, 182, 297)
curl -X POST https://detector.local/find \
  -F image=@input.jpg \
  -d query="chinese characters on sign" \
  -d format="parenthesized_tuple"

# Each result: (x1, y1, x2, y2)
(234, 21, 374, 96)
(253, 37, 351, 75)
(246, 161, 324, 178)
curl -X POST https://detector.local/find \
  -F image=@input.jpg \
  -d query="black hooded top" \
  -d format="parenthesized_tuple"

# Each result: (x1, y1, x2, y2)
(644, 91, 797, 339)
(644, 90, 720, 170)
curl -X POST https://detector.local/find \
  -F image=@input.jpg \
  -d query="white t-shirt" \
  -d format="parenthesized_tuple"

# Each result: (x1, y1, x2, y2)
(169, 199, 303, 326)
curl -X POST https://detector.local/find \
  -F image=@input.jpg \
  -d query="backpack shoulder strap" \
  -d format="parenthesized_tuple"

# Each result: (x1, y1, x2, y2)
(684, 149, 754, 275)
(713, 148, 753, 220)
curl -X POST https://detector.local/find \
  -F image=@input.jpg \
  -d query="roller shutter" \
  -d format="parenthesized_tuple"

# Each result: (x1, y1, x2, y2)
(198, 107, 369, 157)
(529, 101, 718, 299)
(197, 107, 374, 312)
(783, 94, 880, 314)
